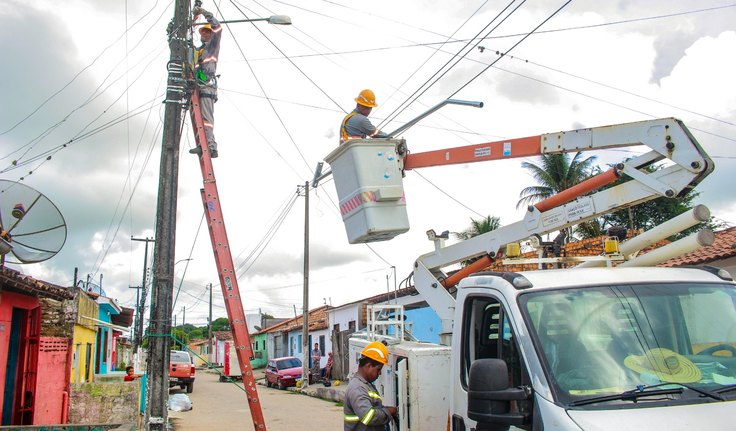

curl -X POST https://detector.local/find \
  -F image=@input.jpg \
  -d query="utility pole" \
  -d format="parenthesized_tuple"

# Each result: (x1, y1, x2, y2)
(129, 285, 141, 344)
(182, 306, 186, 327)
(145, 0, 188, 428)
(299, 182, 309, 388)
(208, 283, 213, 362)
(131, 236, 154, 349)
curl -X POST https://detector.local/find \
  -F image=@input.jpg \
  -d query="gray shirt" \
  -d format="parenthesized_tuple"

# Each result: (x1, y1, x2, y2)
(341, 110, 389, 143)
(343, 374, 393, 431)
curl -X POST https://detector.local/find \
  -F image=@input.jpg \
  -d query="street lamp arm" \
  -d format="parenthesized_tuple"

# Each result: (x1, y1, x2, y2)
(215, 15, 292, 25)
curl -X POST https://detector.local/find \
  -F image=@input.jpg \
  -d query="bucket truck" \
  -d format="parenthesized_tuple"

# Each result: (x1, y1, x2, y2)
(323, 117, 736, 430)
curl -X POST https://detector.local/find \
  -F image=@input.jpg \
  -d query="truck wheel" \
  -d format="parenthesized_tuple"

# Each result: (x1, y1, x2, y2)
(265, 380, 272, 388)
(180, 384, 186, 390)
(186, 381, 194, 393)
(219, 375, 226, 382)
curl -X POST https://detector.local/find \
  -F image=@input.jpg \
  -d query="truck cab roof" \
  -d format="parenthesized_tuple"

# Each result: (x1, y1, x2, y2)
(463, 266, 733, 292)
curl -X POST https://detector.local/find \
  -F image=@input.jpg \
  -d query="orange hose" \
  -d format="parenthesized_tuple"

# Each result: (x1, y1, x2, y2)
(534, 168, 619, 213)
(442, 255, 493, 288)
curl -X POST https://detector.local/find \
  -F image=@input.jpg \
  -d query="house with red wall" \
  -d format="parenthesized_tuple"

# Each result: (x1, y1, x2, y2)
(0, 266, 75, 426)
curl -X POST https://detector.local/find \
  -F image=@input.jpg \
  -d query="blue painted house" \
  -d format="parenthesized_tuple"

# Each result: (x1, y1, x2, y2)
(94, 296, 122, 374)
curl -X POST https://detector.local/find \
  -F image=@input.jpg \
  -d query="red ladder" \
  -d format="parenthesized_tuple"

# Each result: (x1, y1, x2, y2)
(189, 87, 267, 430)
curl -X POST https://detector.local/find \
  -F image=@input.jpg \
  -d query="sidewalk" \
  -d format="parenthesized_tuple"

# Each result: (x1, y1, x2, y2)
(253, 369, 347, 403)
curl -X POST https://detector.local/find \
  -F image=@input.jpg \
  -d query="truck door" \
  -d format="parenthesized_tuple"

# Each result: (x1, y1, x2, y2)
(453, 294, 531, 431)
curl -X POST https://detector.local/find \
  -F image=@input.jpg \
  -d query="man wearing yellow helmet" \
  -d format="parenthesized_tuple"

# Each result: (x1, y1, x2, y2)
(340, 89, 389, 144)
(190, 5, 222, 158)
(343, 341, 397, 430)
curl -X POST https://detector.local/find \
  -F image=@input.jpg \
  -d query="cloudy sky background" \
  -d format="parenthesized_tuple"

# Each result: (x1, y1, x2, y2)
(2, 0, 735, 327)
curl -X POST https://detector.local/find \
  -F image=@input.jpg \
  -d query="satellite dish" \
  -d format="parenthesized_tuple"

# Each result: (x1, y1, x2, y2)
(0, 180, 67, 265)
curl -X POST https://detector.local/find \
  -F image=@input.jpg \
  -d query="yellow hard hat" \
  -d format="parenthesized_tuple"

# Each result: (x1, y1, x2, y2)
(355, 89, 378, 108)
(199, 23, 212, 35)
(361, 341, 388, 365)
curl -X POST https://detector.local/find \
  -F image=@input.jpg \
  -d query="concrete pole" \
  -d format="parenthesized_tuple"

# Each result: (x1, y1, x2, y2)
(132, 236, 154, 349)
(301, 182, 309, 388)
(145, 0, 188, 428)
(208, 283, 213, 362)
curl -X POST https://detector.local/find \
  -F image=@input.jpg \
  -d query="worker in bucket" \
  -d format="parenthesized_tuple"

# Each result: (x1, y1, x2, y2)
(339, 89, 389, 144)
(343, 341, 398, 430)
(189, 4, 222, 158)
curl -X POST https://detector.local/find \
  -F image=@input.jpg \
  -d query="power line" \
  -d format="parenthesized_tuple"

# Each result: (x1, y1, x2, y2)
(378, 0, 524, 129)
(0, 0, 167, 136)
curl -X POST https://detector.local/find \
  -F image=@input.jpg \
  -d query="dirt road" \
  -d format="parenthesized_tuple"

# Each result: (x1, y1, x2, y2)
(169, 370, 343, 430)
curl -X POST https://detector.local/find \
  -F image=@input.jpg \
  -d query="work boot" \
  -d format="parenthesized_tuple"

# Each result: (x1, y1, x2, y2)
(189, 146, 202, 156)
(209, 146, 218, 158)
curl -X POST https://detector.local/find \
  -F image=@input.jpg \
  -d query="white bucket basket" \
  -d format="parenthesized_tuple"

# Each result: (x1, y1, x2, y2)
(324, 139, 410, 244)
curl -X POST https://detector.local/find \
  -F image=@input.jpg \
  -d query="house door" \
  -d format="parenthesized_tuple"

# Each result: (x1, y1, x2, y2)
(1, 307, 40, 425)
(95, 329, 102, 374)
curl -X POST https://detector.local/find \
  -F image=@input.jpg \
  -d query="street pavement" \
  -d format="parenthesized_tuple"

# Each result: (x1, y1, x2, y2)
(169, 368, 344, 430)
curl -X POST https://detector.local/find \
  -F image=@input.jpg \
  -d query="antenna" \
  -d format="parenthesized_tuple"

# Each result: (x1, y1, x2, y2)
(0, 180, 67, 266)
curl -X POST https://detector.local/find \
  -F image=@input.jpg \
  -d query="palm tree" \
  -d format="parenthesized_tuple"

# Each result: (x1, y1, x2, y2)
(517, 153, 597, 244)
(516, 152, 597, 209)
(454, 216, 501, 266)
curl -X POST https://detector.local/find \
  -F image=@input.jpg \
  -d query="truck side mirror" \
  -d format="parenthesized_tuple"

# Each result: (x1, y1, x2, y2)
(467, 359, 531, 430)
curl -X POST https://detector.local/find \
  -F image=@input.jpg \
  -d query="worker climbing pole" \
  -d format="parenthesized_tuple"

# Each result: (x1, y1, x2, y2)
(186, 3, 267, 430)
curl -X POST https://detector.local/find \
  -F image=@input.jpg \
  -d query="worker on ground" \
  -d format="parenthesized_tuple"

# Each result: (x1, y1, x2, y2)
(340, 89, 389, 144)
(344, 341, 397, 430)
(189, 5, 222, 158)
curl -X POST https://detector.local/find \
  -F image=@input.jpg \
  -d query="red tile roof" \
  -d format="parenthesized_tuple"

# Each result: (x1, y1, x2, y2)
(659, 227, 736, 267)
(260, 305, 331, 334)
(0, 266, 74, 301)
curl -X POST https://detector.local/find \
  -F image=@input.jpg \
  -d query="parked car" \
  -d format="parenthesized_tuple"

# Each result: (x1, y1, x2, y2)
(170, 350, 196, 393)
(265, 357, 304, 389)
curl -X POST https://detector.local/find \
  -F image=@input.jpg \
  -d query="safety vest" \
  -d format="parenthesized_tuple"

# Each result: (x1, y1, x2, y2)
(340, 111, 359, 144)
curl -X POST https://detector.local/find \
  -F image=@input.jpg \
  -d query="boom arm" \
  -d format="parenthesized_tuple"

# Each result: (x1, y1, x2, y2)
(410, 118, 714, 340)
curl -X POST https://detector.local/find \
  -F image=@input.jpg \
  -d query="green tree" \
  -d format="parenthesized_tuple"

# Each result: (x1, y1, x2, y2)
(211, 317, 230, 332)
(574, 163, 719, 241)
(188, 328, 204, 340)
(172, 328, 190, 349)
(516, 153, 597, 209)
(454, 216, 502, 267)
(517, 152, 597, 242)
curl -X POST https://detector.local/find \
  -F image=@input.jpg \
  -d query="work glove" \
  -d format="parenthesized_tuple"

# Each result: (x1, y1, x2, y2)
(192, 6, 207, 16)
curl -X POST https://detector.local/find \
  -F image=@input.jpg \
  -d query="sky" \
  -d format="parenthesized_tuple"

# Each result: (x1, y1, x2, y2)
(1, 0, 735, 329)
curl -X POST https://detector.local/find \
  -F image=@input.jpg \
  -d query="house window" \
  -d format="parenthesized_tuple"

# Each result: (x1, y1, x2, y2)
(297, 334, 302, 353)
(262, 340, 266, 350)
(319, 335, 325, 355)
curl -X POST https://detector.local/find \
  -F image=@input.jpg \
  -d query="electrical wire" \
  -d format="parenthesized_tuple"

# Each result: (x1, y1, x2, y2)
(0, 0, 168, 137)
(448, 0, 573, 99)
(214, 2, 311, 174)
(378, 0, 524, 129)
(173, 211, 205, 310)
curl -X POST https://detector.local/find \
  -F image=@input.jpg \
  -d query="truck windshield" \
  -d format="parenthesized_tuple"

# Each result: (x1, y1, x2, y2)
(519, 282, 736, 406)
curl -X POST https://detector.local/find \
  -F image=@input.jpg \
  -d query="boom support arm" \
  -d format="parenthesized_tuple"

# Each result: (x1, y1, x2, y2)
(411, 118, 713, 341)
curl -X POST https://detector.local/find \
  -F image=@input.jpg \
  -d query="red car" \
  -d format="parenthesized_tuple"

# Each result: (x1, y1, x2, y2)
(265, 357, 304, 389)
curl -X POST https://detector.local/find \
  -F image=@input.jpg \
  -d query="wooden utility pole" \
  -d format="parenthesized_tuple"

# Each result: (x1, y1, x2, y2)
(145, 0, 189, 428)
(300, 182, 309, 387)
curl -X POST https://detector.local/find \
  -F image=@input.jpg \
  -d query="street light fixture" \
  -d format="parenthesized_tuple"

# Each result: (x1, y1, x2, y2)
(197, 15, 293, 26)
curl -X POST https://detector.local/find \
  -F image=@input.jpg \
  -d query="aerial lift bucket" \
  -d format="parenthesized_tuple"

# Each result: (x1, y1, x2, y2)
(324, 139, 409, 243)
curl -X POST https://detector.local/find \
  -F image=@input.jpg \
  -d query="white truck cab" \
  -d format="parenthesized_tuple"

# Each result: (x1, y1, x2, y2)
(454, 266, 736, 430)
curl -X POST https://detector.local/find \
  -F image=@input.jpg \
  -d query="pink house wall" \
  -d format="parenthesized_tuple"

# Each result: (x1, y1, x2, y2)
(0, 291, 40, 416)
(34, 337, 70, 424)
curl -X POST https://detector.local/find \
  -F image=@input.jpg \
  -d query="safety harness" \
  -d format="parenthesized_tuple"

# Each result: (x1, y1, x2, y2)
(340, 111, 359, 144)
